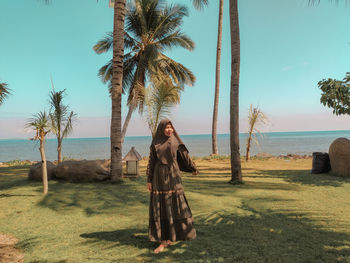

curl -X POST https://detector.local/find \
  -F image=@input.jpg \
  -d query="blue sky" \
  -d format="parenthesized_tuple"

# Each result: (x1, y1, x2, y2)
(0, 0, 350, 139)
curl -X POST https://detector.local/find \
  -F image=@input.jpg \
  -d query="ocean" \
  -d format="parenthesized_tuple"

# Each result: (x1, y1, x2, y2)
(0, 130, 350, 162)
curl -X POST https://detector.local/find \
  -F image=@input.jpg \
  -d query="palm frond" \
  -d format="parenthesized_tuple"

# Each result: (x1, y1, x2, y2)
(0, 82, 10, 106)
(62, 111, 76, 138)
(93, 32, 113, 54)
(156, 30, 194, 51)
(25, 111, 51, 140)
(192, 0, 208, 10)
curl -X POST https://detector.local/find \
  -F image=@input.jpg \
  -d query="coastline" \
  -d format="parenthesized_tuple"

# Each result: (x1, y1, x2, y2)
(0, 129, 348, 162)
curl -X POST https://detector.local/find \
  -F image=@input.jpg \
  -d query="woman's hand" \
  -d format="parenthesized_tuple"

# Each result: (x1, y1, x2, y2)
(192, 170, 199, 175)
(147, 182, 152, 192)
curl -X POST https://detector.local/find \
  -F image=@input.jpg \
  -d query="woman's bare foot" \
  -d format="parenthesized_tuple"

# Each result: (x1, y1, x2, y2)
(166, 240, 173, 246)
(154, 242, 168, 254)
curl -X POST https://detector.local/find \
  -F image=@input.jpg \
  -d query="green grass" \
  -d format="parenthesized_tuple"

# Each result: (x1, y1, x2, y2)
(1, 159, 350, 262)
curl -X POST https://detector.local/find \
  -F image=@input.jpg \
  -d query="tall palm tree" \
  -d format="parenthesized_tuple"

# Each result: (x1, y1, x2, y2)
(49, 88, 76, 163)
(110, 0, 126, 180)
(229, 0, 242, 184)
(94, 0, 195, 142)
(26, 111, 51, 194)
(0, 82, 10, 106)
(146, 79, 181, 137)
(212, 0, 224, 155)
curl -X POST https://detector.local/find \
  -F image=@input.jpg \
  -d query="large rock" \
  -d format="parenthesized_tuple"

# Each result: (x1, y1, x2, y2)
(311, 152, 331, 174)
(28, 161, 56, 181)
(55, 160, 110, 182)
(328, 137, 350, 178)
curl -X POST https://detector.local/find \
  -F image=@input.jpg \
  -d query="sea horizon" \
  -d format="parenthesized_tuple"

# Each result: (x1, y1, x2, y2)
(1, 129, 349, 162)
(1, 128, 350, 141)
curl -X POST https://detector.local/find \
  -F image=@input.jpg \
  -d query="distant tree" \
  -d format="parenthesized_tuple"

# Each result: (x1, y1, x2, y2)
(245, 105, 268, 161)
(146, 79, 181, 137)
(25, 111, 52, 194)
(49, 88, 76, 163)
(0, 82, 10, 106)
(211, 0, 224, 156)
(318, 73, 350, 116)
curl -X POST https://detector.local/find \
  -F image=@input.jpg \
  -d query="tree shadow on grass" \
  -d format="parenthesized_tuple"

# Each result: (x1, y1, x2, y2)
(0, 166, 37, 192)
(257, 169, 349, 187)
(183, 177, 300, 197)
(37, 177, 150, 216)
(79, 205, 350, 262)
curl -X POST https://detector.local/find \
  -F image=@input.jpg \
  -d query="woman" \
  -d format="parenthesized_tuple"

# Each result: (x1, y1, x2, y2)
(147, 119, 198, 253)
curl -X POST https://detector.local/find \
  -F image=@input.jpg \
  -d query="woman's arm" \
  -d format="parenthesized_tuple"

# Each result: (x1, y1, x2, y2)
(146, 145, 156, 184)
(177, 144, 198, 174)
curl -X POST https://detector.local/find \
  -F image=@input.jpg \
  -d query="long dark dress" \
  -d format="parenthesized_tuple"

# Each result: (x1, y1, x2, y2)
(147, 144, 197, 242)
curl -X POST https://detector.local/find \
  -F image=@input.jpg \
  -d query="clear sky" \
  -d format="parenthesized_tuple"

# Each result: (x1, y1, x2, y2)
(0, 0, 350, 139)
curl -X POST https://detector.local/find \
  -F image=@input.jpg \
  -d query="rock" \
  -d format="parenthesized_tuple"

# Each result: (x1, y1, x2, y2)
(311, 152, 331, 174)
(328, 137, 350, 178)
(55, 160, 110, 182)
(28, 161, 56, 181)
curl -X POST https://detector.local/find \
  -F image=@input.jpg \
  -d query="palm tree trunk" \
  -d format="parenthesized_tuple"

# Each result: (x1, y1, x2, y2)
(121, 103, 135, 142)
(246, 135, 251, 161)
(39, 137, 48, 194)
(212, 0, 224, 156)
(57, 138, 62, 163)
(229, 0, 242, 184)
(110, 0, 126, 181)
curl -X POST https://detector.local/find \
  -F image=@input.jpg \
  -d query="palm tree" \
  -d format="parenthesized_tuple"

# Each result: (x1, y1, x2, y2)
(146, 79, 181, 137)
(229, 0, 242, 184)
(212, 0, 224, 155)
(93, 0, 195, 142)
(49, 88, 76, 163)
(110, 0, 126, 181)
(245, 105, 268, 161)
(25, 111, 51, 194)
(0, 82, 10, 106)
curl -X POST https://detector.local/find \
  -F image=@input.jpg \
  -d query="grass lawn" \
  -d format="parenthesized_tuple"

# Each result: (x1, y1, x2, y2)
(1, 158, 350, 263)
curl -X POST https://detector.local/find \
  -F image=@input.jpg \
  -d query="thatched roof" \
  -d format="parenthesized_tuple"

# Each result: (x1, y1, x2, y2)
(123, 146, 142, 161)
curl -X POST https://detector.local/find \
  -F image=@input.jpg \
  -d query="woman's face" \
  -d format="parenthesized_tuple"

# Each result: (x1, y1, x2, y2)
(164, 123, 174, 137)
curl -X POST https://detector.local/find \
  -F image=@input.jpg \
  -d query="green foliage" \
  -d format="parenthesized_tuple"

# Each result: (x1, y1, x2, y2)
(48, 88, 76, 140)
(0, 81, 10, 106)
(145, 80, 181, 137)
(93, 0, 195, 112)
(25, 111, 52, 141)
(318, 73, 350, 116)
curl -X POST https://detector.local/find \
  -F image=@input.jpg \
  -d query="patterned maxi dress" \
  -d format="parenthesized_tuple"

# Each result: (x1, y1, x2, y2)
(147, 143, 198, 242)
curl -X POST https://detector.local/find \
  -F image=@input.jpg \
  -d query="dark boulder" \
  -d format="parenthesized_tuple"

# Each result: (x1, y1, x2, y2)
(28, 161, 56, 181)
(311, 152, 331, 174)
(55, 160, 110, 182)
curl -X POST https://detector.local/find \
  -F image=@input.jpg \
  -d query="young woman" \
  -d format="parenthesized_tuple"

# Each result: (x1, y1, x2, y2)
(146, 119, 198, 253)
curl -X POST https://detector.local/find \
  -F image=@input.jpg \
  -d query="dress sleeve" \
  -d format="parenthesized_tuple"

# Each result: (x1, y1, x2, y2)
(177, 144, 198, 173)
(146, 145, 156, 183)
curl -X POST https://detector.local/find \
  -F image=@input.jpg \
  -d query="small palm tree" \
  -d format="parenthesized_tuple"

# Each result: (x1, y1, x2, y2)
(49, 88, 76, 163)
(0, 82, 10, 106)
(93, 0, 195, 141)
(146, 78, 181, 137)
(245, 105, 268, 161)
(26, 111, 52, 194)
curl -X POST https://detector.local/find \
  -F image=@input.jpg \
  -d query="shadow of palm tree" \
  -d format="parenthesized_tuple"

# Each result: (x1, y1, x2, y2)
(0, 165, 37, 191)
(37, 177, 150, 216)
(257, 169, 349, 187)
(79, 204, 350, 262)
